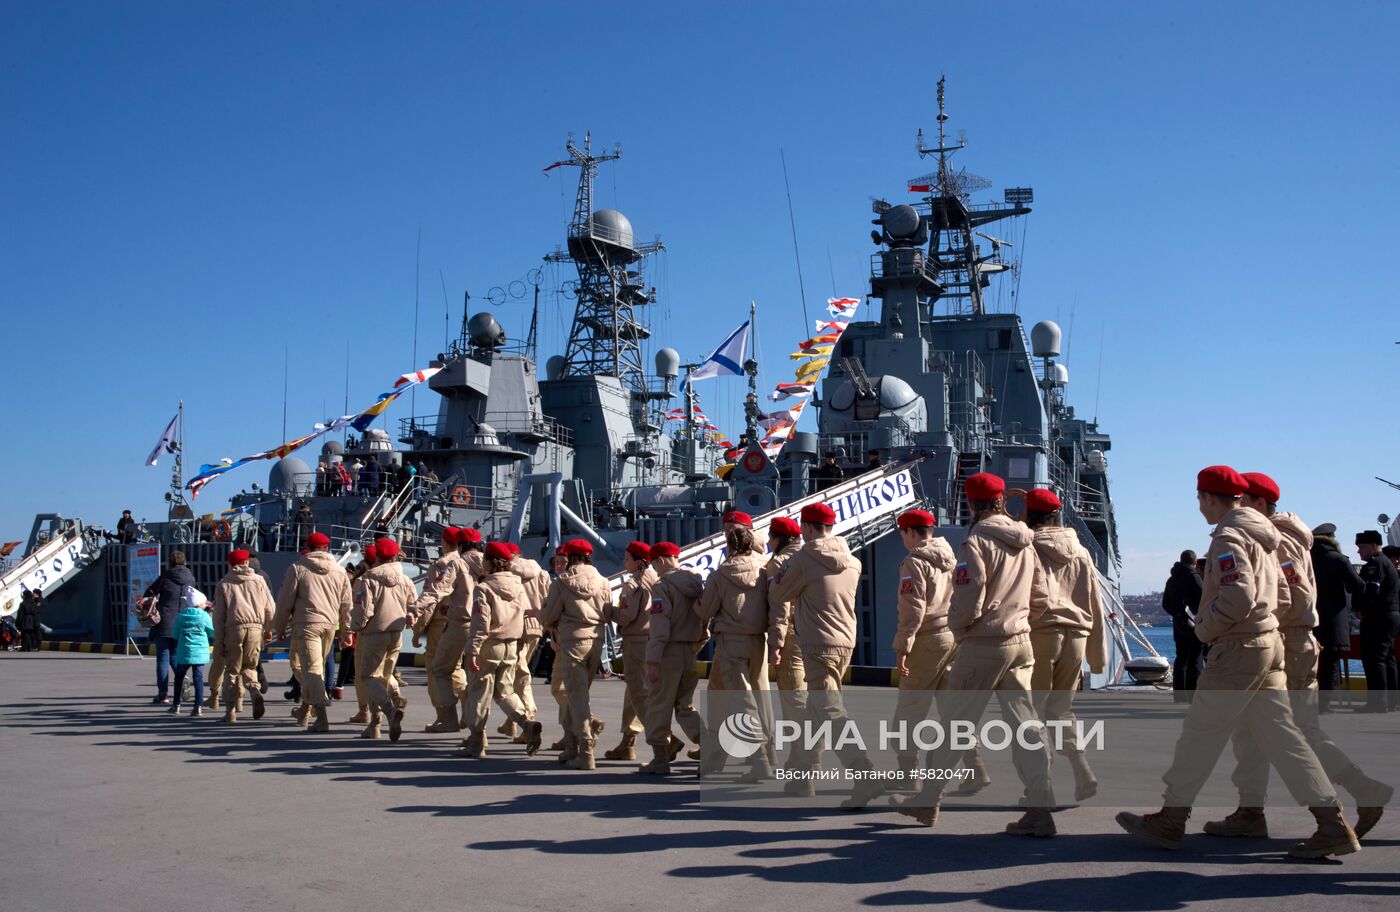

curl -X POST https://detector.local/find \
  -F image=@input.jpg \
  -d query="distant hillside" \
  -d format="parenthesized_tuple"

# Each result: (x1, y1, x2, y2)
(1122, 591, 1167, 627)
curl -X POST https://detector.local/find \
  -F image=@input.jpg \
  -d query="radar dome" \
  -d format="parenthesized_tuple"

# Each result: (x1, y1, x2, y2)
(1050, 363, 1069, 387)
(269, 456, 311, 495)
(321, 439, 344, 457)
(884, 204, 921, 239)
(546, 355, 567, 381)
(1031, 321, 1062, 358)
(588, 209, 634, 249)
(362, 428, 392, 451)
(878, 374, 919, 411)
(468, 312, 504, 348)
(655, 347, 680, 379)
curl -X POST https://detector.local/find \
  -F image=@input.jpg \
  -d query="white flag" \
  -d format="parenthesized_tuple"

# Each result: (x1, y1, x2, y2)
(683, 320, 750, 386)
(145, 412, 179, 466)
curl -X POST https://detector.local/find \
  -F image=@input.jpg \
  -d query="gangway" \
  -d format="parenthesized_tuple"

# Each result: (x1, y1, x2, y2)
(0, 517, 101, 619)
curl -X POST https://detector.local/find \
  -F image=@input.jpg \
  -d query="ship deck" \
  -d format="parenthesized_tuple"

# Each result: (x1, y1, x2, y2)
(2, 653, 1397, 911)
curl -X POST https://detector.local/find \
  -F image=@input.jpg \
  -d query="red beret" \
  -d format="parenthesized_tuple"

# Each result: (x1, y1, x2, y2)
(228, 549, 250, 566)
(964, 472, 1005, 501)
(562, 538, 593, 556)
(306, 532, 330, 549)
(648, 541, 681, 560)
(375, 537, 399, 559)
(363, 544, 378, 562)
(800, 502, 836, 525)
(1025, 489, 1062, 512)
(505, 542, 520, 556)
(769, 516, 802, 537)
(1241, 472, 1280, 503)
(1197, 465, 1248, 496)
(897, 509, 936, 530)
(723, 511, 753, 527)
(459, 528, 482, 544)
(442, 526, 459, 544)
(485, 542, 512, 561)
(626, 541, 652, 561)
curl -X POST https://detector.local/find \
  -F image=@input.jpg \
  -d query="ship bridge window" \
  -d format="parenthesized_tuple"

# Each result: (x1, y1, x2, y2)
(987, 329, 1014, 351)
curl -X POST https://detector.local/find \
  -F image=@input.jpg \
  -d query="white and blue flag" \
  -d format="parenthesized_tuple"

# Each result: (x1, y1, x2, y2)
(683, 320, 750, 386)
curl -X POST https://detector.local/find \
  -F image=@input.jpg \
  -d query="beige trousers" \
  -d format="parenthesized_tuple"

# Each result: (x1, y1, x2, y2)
(430, 624, 469, 708)
(512, 634, 540, 720)
(463, 638, 531, 736)
(708, 633, 775, 757)
(358, 631, 404, 721)
(892, 629, 957, 762)
(557, 637, 602, 744)
(621, 636, 649, 736)
(1029, 626, 1090, 756)
(644, 641, 706, 749)
(220, 624, 263, 710)
(292, 627, 336, 709)
(1162, 631, 1336, 808)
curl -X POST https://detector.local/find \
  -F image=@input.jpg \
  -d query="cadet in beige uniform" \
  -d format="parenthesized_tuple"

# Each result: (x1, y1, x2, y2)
(888, 509, 957, 781)
(212, 549, 275, 723)
(697, 525, 778, 778)
(770, 503, 883, 809)
(1205, 472, 1392, 841)
(539, 539, 612, 770)
(272, 532, 352, 733)
(639, 542, 709, 775)
(460, 542, 544, 757)
(504, 542, 548, 743)
(1024, 488, 1106, 803)
(604, 541, 655, 761)
(412, 527, 464, 731)
(411, 528, 476, 733)
(1117, 466, 1359, 859)
(892, 473, 1055, 836)
(764, 517, 806, 729)
(344, 547, 376, 724)
(350, 537, 417, 741)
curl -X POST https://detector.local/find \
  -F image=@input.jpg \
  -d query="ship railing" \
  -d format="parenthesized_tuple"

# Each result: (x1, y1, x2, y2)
(1062, 500, 1111, 575)
(398, 412, 574, 448)
(870, 249, 939, 282)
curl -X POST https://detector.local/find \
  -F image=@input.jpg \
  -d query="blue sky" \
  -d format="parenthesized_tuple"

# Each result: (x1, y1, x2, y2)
(4, 1, 1398, 593)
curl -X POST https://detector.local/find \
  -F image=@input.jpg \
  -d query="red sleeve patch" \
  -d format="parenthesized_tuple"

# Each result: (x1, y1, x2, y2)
(649, 597, 664, 615)
(954, 563, 970, 586)
(1221, 572, 1240, 586)
(899, 577, 914, 595)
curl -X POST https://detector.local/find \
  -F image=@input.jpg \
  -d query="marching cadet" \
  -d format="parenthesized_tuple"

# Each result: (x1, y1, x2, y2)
(212, 549, 275, 723)
(272, 532, 352, 734)
(892, 473, 1055, 835)
(411, 527, 474, 734)
(723, 511, 766, 555)
(539, 539, 612, 770)
(1117, 465, 1360, 859)
(603, 541, 655, 761)
(460, 542, 544, 757)
(350, 537, 416, 741)
(1204, 472, 1392, 841)
(697, 525, 777, 778)
(639, 542, 710, 775)
(413, 527, 465, 732)
(1023, 488, 1106, 803)
(764, 516, 806, 736)
(502, 542, 548, 744)
(770, 503, 884, 810)
(345, 545, 376, 724)
(888, 509, 957, 782)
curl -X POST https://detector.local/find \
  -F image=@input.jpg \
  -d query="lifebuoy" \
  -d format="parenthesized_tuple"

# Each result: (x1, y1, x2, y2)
(450, 486, 472, 506)
(213, 521, 232, 542)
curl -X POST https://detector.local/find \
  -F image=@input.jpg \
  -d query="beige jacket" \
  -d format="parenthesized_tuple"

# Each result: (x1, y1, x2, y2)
(1029, 526, 1108, 673)
(949, 513, 1046, 641)
(213, 564, 275, 651)
(411, 554, 456, 635)
(350, 561, 416, 635)
(1195, 506, 1282, 644)
(698, 551, 774, 639)
(540, 563, 611, 645)
(1272, 511, 1318, 630)
(273, 550, 352, 634)
(892, 537, 956, 655)
(510, 555, 549, 637)
(469, 571, 526, 656)
(412, 552, 475, 629)
(613, 565, 657, 638)
(646, 564, 707, 662)
(763, 541, 802, 653)
(769, 536, 862, 655)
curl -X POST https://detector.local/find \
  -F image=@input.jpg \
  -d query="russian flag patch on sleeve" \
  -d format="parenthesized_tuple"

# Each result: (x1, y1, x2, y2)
(1217, 552, 1237, 574)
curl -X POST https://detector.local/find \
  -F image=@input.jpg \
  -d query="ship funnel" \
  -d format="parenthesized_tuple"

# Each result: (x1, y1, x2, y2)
(654, 347, 680, 379)
(1050, 363, 1069, 387)
(546, 355, 567, 381)
(1031, 320, 1062, 358)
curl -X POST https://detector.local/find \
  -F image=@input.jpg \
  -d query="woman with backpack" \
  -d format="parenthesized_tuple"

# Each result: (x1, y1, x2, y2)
(169, 588, 215, 717)
(142, 551, 196, 704)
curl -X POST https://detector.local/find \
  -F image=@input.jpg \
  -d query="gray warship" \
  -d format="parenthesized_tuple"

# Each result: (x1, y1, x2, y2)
(3, 81, 1139, 683)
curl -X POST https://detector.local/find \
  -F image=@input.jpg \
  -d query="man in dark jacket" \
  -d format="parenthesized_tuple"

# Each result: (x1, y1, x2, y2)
(142, 551, 197, 704)
(1355, 530, 1400, 712)
(17, 588, 43, 652)
(290, 503, 315, 550)
(117, 510, 138, 544)
(1161, 550, 1203, 701)
(1311, 524, 1364, 712)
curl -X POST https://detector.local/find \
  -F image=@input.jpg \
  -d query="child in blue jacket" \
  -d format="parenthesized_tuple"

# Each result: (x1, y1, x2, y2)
(169, 587, 215, 717)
